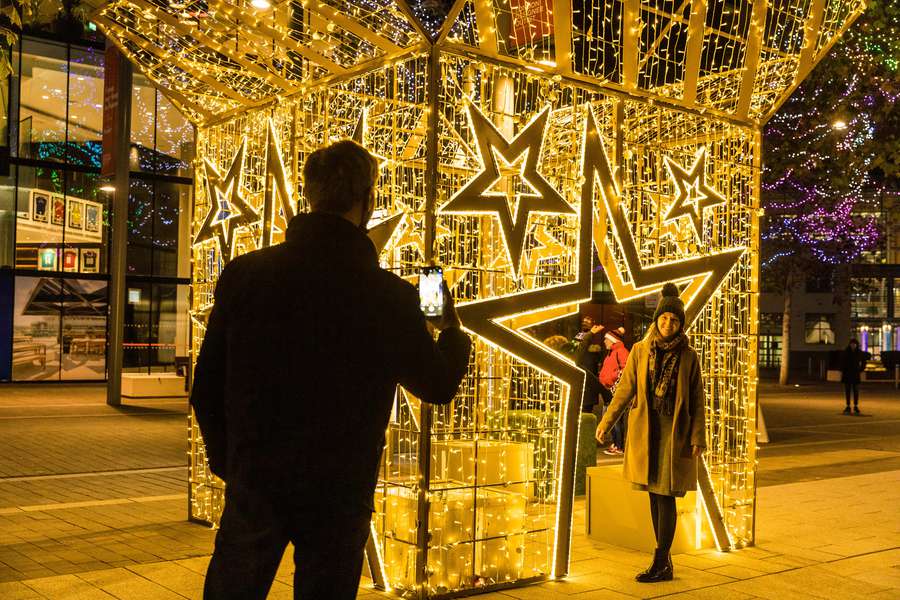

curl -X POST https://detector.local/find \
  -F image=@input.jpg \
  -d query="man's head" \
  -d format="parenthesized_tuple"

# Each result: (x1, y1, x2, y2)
(581, 316, 594, 331)
(302, 140, 379, 227)
(849, 339, 859, 350)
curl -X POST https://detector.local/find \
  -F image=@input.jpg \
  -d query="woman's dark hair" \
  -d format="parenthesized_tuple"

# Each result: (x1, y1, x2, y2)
(302, 140, 379, 214)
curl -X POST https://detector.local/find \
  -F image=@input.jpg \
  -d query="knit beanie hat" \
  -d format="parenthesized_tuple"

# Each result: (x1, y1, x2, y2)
(653, 282, 685, 325)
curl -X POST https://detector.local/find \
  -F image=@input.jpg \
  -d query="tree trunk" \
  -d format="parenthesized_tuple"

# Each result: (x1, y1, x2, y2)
(778, 273, 793, 385)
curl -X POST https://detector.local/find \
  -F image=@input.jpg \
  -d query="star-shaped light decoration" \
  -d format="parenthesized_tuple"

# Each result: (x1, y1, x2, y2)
(260, 118, 296, 248)
(193, 138, 259, 261)
(454, 107, 744, 573)
(587, 111, 744, 329)
(662, 147, 726, 239)
(439, 103, 575, 277)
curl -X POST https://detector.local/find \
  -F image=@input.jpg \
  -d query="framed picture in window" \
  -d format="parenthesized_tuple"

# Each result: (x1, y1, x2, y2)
(51, 194, 66, 226)
(67, 199, 84, 230)
(84, 202, 101, 233)
(31, 190, 50, 223)
(80, 248, 100, 273)
(62, 248, 79, 272)
(38, 247, 58, 271)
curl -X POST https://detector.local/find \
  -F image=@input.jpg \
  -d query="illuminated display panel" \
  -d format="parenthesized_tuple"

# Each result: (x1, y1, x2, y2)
(92, 0, 866, 596)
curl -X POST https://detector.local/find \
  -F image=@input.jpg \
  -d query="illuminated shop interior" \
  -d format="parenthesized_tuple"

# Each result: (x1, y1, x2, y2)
(92, 0, 865, 596)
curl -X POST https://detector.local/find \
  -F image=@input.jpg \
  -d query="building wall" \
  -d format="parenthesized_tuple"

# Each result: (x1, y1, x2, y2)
(0, 33, 194, 382)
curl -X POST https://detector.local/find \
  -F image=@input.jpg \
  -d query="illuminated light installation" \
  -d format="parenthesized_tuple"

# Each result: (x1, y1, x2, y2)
(93, 0, 866, 596)
(663, 148, 727, 240)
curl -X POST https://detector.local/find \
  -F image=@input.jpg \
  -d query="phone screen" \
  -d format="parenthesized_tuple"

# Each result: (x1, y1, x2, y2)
(419, 267, 444, 317)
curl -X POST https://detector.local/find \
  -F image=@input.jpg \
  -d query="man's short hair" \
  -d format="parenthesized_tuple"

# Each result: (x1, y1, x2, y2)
(302, 140, 379, 214)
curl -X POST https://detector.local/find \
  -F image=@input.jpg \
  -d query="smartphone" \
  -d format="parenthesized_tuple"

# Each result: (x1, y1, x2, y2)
(419, 266, 444, 318)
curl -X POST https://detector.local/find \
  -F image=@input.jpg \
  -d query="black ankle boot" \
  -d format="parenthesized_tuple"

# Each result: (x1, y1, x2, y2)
(635, 549, 674, 582)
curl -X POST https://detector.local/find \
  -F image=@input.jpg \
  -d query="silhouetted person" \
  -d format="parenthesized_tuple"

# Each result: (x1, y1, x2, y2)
(596, 283, 706, 583)
(840, 339, 868, 415)
(191, 139, 471, 599)
(576, 323, 605, 413)
(599, 328, 630, 455)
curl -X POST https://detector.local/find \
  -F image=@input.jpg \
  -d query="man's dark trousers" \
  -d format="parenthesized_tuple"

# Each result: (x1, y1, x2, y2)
(204, 484, 370, 599)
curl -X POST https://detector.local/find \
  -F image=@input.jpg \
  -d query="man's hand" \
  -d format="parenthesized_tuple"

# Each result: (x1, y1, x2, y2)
(692, 445, 704, 458)
(595, 426, 608, 444)
(427, 281, 461, 331)
(590, 324, 603, 334)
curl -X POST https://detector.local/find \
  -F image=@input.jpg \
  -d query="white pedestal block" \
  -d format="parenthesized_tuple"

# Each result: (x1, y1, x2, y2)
(585, 465, 714, 554)
(121, 373, 188, 398)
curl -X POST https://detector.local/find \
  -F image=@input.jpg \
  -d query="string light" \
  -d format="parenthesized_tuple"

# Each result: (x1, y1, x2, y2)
(92, 0, 869, 595)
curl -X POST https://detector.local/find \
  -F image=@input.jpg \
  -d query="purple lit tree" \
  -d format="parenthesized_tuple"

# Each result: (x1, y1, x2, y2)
(762, 0, 898, 384)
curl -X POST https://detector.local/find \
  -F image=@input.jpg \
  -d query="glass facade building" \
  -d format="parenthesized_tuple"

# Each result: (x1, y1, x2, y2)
(0, 33, 193, 381)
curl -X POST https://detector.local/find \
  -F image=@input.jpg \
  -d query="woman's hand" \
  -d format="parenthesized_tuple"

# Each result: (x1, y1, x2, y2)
(595, 426, 608, 444)
(691, 445, 704, 458)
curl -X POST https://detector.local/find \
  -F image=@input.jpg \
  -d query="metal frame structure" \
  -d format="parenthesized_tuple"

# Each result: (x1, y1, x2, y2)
(92, 1, 866, 597)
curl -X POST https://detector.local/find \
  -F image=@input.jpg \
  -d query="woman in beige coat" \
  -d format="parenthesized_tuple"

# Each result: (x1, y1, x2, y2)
(595, 282, 706, 582)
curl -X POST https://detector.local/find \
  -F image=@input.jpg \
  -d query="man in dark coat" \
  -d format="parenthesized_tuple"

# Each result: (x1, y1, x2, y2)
(840, 338, 868, 415)
(190, 139, 472, 599)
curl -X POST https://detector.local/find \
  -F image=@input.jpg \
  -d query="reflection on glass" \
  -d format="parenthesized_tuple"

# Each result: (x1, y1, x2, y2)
(127, 178, 154, 275)
(61, 279, 107, 380)
(0, 168, 15, 267)
(155, 91, 194, 176)
(16, 39, 68, 161)
(12, 276, 62, 380)
(123, 282, 189, 373)
(67, 46, 104, 167)
(130, 73, 156, 172)
(154, 181, 189, 277)
(123, 280, 151, 370)
(130, 76, 195, 176)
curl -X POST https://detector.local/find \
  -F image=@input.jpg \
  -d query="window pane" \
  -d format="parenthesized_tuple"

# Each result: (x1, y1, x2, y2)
(123, 280, 151, 371)
(803, 313, 835, 345)
(153, 180, 189, 277)
(127, 178, 153, 275)
(154, 91, 194, 176)
(153, 283, 177, 368)
(65, 171, 108, 274)
(67, 46, 104, 167)
(14, 165, 66, 271)
(17, 39, 68, 162)
(12, 275, 61, 380)
(61, 278, 107, 380)
(850, 277, 887, 319)
(0, 167, 15, 267)
(130, 73, 156, 174)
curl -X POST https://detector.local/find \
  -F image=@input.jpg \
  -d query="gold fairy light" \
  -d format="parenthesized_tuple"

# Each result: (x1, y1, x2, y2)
(93, 0, 866, 596)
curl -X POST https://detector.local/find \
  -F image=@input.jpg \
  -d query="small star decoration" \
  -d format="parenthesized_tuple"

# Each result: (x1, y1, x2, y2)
(663, 147, 725, 239)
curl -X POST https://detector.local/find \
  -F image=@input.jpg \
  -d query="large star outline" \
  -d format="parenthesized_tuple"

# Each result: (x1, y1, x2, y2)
(439, 103, 575, 277)
(454, 106, 744, 575)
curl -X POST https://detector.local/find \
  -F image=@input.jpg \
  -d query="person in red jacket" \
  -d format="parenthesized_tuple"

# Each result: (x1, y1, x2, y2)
(599, 328, 629, 455)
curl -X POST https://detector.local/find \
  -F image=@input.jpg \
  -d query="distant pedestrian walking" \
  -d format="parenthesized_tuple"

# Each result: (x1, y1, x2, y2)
(840, 339, 868, 415)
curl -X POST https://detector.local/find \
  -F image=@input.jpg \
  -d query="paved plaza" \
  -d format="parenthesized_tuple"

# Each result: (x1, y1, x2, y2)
(0, 382, 898, 599)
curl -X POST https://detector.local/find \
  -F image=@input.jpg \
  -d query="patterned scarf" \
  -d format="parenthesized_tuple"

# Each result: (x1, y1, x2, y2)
(648, 330, 686, 416)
